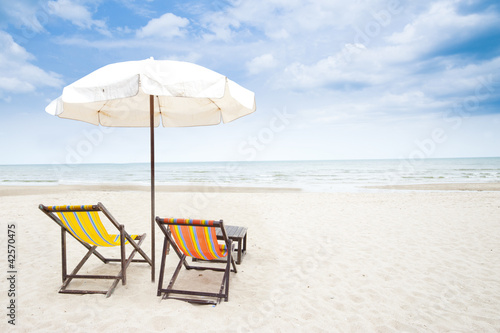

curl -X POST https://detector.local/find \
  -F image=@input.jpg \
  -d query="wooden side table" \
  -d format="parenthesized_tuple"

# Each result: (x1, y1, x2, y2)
(217, 225, 247, 265)
(193, 225, 247, 265)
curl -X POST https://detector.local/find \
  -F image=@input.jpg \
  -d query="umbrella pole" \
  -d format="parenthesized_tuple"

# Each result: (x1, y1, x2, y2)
(150, 94, 155, 282)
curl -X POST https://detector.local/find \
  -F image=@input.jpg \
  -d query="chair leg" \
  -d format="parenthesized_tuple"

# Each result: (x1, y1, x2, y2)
(157, 237, 169, 296)
(225, 248, 232, 302)
(166, 255, 186, 291)
(231, 255, 238, 273)
(120, 226, 126, 285)
(230, 241, 238, 273)
(106, 279, 120, 298)
(223, 271, 229, 302)
(61, 228, 67, 283)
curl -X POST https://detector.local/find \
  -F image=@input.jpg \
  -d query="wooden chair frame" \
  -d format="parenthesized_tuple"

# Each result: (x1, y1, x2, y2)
(156, 217, 237, 305)
(39, 203, 152, 297)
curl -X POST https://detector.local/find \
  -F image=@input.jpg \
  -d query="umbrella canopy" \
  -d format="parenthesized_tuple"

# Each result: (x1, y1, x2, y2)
(46, 58, 256, 281)
(46, 58, 255, 127)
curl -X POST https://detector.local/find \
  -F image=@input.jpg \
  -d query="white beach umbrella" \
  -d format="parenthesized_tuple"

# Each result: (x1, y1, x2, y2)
(46, 58, 256, 281)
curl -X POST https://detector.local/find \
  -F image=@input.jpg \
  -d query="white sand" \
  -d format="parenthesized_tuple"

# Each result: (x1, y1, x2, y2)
(1, 185, 499, 332)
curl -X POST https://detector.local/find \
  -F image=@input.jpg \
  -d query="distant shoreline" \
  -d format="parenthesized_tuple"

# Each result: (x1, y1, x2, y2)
(365, 182, 500, 191)
(1, 156, 499, 167)
(0, 184, 302, 197)
(1, 182, 500, 197)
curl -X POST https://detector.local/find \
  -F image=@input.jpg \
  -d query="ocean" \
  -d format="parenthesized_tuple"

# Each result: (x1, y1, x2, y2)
(1, 158, 499, 192)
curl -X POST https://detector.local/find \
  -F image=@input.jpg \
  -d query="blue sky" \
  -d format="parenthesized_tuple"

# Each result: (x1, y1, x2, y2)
(0, 0, 499, 165)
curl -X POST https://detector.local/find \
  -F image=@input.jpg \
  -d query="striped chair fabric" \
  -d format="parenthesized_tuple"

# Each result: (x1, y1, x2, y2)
(167, 218, 227, 260)
(47, 205, 137, 247)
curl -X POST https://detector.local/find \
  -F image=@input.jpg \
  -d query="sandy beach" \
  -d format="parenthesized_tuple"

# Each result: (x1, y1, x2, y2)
(1, 184, 499, 332)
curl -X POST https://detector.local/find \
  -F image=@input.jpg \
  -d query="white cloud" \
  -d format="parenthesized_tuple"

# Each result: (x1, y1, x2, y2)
(265, 28, 289, 40)
(47, 0, 109, 35)
(271, 1, 500, 91)
(387, 1, 497, 51)
(200, 11, 240, 42)
(197, 0, 390, 42)
(136, 13, 189, 39)
(1, 1, 47, 33)
(278, 44, 378, 91)
(0, 31, 63, 96)
(246, 54, 277, 74)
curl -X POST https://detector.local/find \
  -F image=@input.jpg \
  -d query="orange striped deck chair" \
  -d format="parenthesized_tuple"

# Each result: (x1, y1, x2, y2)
(39, 203, 152, 297)
(155, 217, 237, 304)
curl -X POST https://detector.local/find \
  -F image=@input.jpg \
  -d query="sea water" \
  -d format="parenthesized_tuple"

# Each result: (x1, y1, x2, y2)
(1, 158, 499, 192)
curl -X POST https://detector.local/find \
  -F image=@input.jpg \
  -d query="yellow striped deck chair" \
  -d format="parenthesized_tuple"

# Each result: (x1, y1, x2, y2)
(39, 203, 152, 297)
(155, 217, 237, 304)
